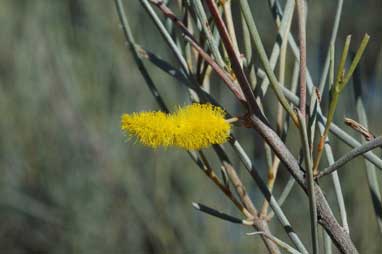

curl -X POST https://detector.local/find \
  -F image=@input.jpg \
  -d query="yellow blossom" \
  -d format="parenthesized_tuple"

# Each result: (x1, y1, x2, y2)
(121, 103, 231, 150)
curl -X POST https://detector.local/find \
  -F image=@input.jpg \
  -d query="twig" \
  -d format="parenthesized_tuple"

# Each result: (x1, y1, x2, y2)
(230, 138, 308, 254)
(295, 0, 307, 116)
(140, 0, 190, 75)
(205, 0, 259, 115)
(318, 136, 382, 178)
(318, 0, 344, 95)
(266, 1, 382, 175)
(265, 0, 382, 172)
(325, 114, 382, 169)
(256, 1, 295, 188)
(313, 35, 352, 175)
(259, 0, 295, 97)
(241, 12, 257, 89)
(148, 0, 249, 105)
(321, 45, 349, 232)
(277, 81, 382, 171)
(195, 150, 252, 217)
(114, 0, 168, 112)
(213, 146, 258, 215)
(261, 16, 295, 215)
(247, 231, 302, 254)
(239, 0, 299, 126)
(352, 60, 382, 233)
(191, 0, 225, 67)
(212, 145, 282, 253)
(136, 45, 188, 84)
(192, 202, 253, 225)
(134, 44, 228, 109)
(342, 34, 370, 85)
(277, 176, 296, 209)
(297, 111, 319, 254)
(150, 1, 273, 128)
(308, 89, 319, 150)
(324, 231, 332, 254)
(183, 36, 247, 103)
(139, 0, 203, 102)
(267, 176, 296, 220)
(222, 0, 240, 60)
(247, 111, 358, 253)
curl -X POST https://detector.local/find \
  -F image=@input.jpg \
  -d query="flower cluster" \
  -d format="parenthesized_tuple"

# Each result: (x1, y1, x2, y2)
(121, 103, 231, 150)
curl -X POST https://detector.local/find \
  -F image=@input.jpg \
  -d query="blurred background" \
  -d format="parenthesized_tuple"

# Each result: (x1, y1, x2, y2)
(0, 0, 381, 253)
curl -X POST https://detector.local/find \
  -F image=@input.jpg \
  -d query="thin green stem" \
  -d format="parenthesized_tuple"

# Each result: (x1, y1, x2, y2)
(191, 0, 225, 67)
(205, 0, 260, 115)
(230, 138, 308, 254)
(247, 113, 358, 253)
(329, 43, 335, 90)
(297, 111, 319, 254)
(296, 0, 307, 116)
(140, 0, 189, 74)
(259, 0, 295, 97)
(261, 11, 293, 216)
(241, 13, 257, 89)
(313, 35, 352, 174)
(192, 202, 253, 225)
(264, 1, 380, 175)
(222, 0, 240, 59)
(324, 42, 349, 232)
(324, 231, 332, 254)
(278, 81, 382, 170)
(314, 34, 370, 174)
(318, 136, 382, 178)
(352, 59, 382, 233)
(114, 0, 169, 112)
(247, 232, 302, 254)
(342, 34, 370, 87)
(239, 0, 299, 126)
(334, 35, 352, 90)
(213, 145, 282, 253)
(318, 0, 344, 95)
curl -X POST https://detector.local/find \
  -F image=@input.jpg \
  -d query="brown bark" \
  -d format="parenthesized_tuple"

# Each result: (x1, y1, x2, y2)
(250, 114, 359, 254)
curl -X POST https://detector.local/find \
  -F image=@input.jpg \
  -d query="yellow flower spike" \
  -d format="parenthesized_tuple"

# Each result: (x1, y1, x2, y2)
(121, 111, 174, 148)
(121, 104, 231, 150)
(172, 104, 230, 149)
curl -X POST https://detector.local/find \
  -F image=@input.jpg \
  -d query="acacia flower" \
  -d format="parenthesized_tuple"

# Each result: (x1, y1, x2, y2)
(121, 103, 231, 150)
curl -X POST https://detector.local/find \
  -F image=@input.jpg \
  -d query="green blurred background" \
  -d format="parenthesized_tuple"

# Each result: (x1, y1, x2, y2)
(0, 0, 381, 253)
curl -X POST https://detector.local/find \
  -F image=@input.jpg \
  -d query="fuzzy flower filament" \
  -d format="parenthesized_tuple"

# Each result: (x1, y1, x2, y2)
(121, 104, 231, 150)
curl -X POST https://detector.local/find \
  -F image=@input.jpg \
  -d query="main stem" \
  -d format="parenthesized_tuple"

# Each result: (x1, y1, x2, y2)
(249, 113, 358, 254)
